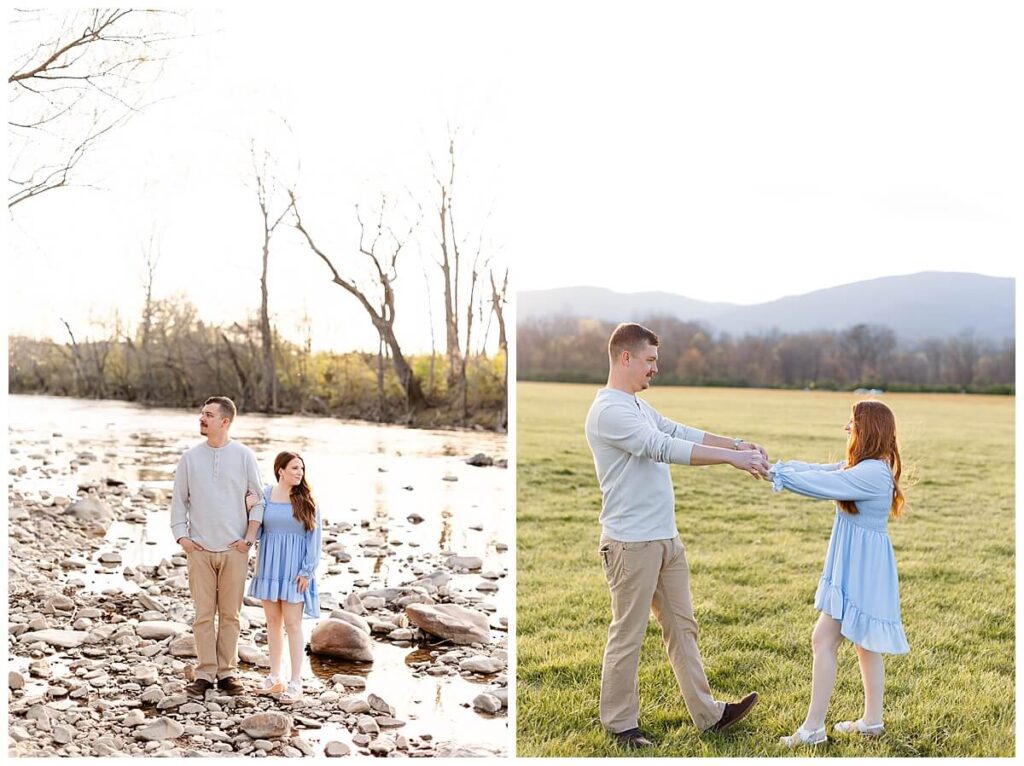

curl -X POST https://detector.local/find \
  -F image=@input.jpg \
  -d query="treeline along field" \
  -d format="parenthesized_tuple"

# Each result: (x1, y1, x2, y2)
(517, 382, 1014, 757)
(518, 316, 1014, 394)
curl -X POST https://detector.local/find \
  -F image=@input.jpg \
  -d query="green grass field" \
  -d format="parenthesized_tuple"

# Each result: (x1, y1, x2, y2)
(516, 383, 1015, 757)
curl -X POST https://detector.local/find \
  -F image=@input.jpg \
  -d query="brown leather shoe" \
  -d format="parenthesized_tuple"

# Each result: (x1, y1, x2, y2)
(185, 678, 213, 699)
(711, 691, 759, 733)
(217, 676, 245, 695)
(611, 727, 655, 749)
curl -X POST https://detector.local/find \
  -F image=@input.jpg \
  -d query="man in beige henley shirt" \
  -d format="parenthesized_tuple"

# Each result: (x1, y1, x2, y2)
(171, 396, 264, 697)
(584, 323, 766, 748)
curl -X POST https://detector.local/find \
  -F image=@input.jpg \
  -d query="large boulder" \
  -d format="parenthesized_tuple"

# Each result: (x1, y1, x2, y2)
(327, 610, 371, 635)
(405, 604, 491, 645)
(309, 619, 374, 662)
(240, 712, 293, 739)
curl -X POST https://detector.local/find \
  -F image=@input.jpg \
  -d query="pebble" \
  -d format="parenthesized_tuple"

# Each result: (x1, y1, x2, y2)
(368, 736, 396, 754)
(325, 741, 350, 756)
(356, 715, 379, 735)
(135, 717, 185, 741)
(368, 693, 395, 716)
(473, 692, 503, 713)
(134, 665, 159, 685)
(124, 709, 147, 727)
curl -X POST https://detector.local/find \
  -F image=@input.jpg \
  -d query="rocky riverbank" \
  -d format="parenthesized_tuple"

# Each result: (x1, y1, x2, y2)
(8, 434, 509, 758)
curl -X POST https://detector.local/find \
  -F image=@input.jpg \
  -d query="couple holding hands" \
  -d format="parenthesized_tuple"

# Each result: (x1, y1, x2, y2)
(585, 323, 908, 749)
(170, 396, 322, 705)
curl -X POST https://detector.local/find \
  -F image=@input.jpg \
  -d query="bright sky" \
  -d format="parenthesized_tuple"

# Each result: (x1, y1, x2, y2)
(8, 5, 512, 353)
(507, 1, 1022, 302)
(7, 2, 1022, 355)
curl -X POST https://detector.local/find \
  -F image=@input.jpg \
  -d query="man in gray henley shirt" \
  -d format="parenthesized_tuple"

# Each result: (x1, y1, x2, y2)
(171, 396, 265, 697)
(584, 322, 766, 747)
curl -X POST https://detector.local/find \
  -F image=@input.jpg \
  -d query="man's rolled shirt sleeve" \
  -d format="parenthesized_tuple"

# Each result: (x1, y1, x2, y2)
(597, 403, 699, 465)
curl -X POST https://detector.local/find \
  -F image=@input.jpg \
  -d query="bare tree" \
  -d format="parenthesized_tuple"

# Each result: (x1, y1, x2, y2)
(430, 134, 499, 418)
(418, 246, 439, 397)
(432, 137, 465, 396)
(8, 9, 184, 208)
(840, 324, 896, 383)
(117, 233, 160, 401)
(490, 267, 508, 431)
(947, 330, 981, 387)
(251, 141, 294, 413)
(460, 228, 490, 420)
(290, 189, 427, 411)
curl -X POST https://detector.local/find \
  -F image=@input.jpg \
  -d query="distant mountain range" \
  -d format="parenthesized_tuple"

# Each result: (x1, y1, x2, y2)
(518, 272, 1014, 342)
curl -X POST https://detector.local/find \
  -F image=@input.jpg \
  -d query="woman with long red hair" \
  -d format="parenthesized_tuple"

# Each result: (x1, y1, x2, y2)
(244, 451, 321, 704)
(768, 400, 908, 747)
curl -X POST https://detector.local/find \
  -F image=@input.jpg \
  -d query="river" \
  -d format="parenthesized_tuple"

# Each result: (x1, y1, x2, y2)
(7, 394, 510, 756)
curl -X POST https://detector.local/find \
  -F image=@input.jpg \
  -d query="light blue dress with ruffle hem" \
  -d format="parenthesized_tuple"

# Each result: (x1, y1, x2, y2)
(769, 458, 909, 655)
(247, 486, 321, 618)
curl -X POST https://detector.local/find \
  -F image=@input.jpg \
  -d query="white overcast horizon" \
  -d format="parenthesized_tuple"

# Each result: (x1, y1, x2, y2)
(7, 2, 1022, 353)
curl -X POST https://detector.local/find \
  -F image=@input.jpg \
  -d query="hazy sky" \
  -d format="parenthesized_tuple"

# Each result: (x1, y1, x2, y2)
(7, 2, 1022, 355)
(507, 1, 1022, 303)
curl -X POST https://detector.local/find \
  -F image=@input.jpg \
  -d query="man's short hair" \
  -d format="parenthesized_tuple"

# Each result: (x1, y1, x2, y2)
(608, 322, 659, 360)
(204, 396, 237, 422)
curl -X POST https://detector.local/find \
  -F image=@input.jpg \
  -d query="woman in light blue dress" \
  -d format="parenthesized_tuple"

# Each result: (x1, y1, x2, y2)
(244, 451, 322, 704)
(768, 400, 908, 747)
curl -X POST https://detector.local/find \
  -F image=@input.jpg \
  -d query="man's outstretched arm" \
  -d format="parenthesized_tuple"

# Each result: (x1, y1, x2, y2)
(699, 430, 769, 461)
(689, 443, 768, 478)
(596, 404, 767, 476)
(653, 409, 768, 461)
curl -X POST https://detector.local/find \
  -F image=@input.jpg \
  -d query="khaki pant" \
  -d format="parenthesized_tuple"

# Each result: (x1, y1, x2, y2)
(599, 535, 725, 732)
(187, 548, 249, 682)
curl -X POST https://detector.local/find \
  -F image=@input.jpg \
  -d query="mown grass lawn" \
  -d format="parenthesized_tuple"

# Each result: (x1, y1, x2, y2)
(516, 383, 1014, 757)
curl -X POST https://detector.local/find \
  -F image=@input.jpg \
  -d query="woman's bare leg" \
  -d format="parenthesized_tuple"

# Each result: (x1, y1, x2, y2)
(802, 613, 843, 731)
(282, 601, 306, 684)
(854, 644, 885, 726)
(261, 599, 284, 679)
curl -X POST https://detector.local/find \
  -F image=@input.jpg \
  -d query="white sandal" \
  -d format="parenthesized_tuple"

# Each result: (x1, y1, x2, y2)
(779, 725, 827, 747)
(834, 719, 884, 738)
(279, 680, 303, 704)
(256, 675, 285, 695)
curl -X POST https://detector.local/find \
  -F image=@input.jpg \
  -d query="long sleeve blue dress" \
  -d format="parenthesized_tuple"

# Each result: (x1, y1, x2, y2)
(770, 458, 909, 655)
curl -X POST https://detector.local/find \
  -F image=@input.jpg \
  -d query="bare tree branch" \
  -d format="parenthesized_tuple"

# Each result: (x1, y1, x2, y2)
(8, 9, 189, 209)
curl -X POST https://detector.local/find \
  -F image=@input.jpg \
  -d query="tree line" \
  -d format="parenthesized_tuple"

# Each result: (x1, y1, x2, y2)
(9, 295, 507, 429)
(517, 316, 1014, 394)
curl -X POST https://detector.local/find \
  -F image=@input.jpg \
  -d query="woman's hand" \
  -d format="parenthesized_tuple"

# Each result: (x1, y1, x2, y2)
(736, 440, 769, 462)
(732, 448, 769, 479)
(245, 489, 259, 512)
(295, 575, 309, 594)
